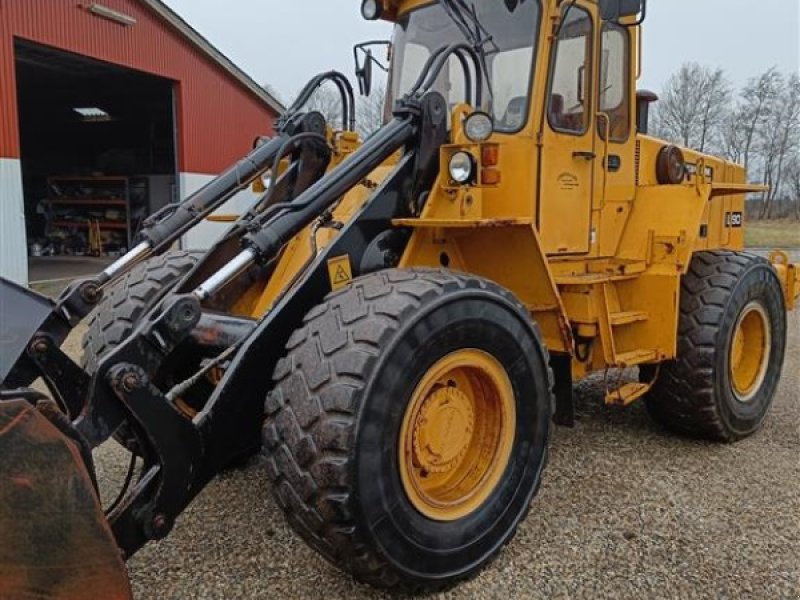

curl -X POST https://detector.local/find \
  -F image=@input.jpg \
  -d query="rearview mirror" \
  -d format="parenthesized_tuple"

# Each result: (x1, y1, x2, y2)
(600, 0, 646, 24)
(354, 41, 390, 96)
(356, 50, 374, 96)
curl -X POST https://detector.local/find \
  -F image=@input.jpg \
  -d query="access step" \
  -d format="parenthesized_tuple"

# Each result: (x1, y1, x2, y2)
(614, 349, 658, 368)
(605, 382, 652, 407)
(609, 311, 649, 327)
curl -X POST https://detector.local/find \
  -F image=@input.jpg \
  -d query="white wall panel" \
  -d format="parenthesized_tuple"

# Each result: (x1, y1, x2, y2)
(0, 159, 28, 284)
(179, 172, 259, 250)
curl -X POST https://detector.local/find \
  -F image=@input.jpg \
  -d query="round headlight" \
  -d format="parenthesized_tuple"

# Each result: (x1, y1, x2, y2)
(464, 111, 494, 143)
(449, 152, 475, 184)
(361, 0, 382, 20)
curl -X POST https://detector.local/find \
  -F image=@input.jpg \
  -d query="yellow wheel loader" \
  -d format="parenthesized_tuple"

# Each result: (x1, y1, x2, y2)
(1, 0, 798, 596)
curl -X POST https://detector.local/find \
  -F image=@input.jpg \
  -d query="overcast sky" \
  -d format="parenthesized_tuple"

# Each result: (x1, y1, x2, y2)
(162, 0, 799, 105)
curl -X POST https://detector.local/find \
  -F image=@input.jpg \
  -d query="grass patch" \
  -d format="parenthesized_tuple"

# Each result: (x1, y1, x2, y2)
(745, 220, 800, 248)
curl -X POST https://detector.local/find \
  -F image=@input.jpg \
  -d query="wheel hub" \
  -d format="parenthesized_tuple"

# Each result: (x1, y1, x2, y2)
(413, 387, 475, 474)
(729, 301, 771, 403)
(399, 349, 516, 522)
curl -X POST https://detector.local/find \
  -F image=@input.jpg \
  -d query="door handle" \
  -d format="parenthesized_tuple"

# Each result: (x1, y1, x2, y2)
(572, 151, 596, 160)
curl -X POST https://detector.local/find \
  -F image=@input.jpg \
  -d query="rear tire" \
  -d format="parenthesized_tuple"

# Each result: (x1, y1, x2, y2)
(643, 251, 787, 442)
(262, 269, 554, 592)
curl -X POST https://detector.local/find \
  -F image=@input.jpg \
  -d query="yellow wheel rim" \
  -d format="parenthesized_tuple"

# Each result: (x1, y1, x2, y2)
(729, 301, 771, 403)
(399, 349, 516, 521)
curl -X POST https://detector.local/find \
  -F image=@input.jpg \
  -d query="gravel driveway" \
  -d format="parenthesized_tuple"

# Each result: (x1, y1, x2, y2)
(64, 252, 798, 600)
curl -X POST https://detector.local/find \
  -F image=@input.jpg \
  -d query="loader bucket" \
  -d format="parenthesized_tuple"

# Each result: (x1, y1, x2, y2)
(0, 400, 132, 600)
(0, 277, 56, 385)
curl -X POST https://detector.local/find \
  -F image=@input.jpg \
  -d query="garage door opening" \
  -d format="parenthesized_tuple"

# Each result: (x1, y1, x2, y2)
(15, 39, 178, 284)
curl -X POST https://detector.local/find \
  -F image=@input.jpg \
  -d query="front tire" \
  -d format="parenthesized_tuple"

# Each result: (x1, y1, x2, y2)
(82, 250, 203, 451)
(262, 269, 554, 592)
(644, 251, 787, 442)
(82, 250, 202, 373)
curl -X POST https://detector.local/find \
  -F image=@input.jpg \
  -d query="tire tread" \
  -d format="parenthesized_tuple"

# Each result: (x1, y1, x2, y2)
(645, 250, 778, 442)
(263, 268, 554, 592)
(82, 250, 202, 371)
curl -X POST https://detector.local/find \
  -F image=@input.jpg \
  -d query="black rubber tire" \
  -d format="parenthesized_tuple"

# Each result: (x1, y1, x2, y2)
(82, 250, 202, 372)
(643, 251, 787, 442)
(262, 269, 554, 593)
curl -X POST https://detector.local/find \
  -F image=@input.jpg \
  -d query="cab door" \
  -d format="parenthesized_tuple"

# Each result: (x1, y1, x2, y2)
(593, 20, 637, 257)
(538, 3, 597, 255)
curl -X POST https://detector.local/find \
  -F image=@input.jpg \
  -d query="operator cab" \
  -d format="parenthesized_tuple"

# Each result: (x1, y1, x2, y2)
(358, 0, 646, 255)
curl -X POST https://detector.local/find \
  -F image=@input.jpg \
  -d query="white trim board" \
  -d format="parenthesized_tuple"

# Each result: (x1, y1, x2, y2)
(0, 159, 28, 285)
(179, 172, 259, 250)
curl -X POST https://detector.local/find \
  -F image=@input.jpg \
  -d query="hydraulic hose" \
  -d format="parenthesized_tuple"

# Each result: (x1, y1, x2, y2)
(284, 71, 356, 132)
(407, 43, 484, 107)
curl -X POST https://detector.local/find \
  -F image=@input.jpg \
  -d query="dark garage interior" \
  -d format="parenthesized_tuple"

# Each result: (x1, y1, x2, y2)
(15, 39, 177, 281)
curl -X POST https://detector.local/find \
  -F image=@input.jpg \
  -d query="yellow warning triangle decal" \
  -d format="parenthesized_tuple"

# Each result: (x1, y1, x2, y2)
(334, 265, 350, 284)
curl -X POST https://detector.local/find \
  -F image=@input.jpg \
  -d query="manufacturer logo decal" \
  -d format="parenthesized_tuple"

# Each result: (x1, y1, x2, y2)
(557, 172, 580, 191)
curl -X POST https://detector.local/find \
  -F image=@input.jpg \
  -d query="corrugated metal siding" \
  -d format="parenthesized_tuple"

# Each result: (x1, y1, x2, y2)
(0, 0, 277, 171)
(0, 6, 21, 159)
(0, 159, 28, 283)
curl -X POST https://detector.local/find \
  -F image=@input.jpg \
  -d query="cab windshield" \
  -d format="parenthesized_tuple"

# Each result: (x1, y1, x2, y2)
(388, 0, 541, 132)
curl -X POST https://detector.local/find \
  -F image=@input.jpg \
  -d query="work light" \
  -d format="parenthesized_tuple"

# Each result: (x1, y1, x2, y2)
(449, 152, 475, 184)
(464, 112, 494, 143)
(361, 0, 383, 20)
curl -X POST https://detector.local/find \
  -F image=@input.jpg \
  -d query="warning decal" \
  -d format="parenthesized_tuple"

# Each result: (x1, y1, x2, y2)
(327, 255, 353, 291)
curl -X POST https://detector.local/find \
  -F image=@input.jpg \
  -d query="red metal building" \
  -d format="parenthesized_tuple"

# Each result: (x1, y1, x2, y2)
(0, 0, 282, 284)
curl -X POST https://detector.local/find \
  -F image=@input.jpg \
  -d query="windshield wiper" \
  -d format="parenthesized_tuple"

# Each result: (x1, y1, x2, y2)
(441, 0, 498, 53)
(440, 0, 498, 101)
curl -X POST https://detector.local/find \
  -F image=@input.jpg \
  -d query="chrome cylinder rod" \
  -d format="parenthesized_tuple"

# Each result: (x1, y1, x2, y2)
(193, 249, 256, 301)
(100, 242, 151, 282)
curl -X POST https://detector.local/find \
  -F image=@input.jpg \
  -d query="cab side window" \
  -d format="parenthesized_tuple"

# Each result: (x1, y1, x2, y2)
(598, 23, 631, 141)
(547, 7, 593, 135)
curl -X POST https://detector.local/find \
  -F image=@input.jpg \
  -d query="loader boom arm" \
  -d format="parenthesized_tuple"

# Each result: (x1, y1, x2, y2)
(0, 43, 478, 565)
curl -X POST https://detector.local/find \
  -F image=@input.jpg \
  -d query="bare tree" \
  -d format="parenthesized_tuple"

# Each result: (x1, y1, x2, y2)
(786, 156, 800, 220)
(289, 82, 387, 138)
(757, 73, 800, 218)
(654, 63, 731, 153)
(721, 110, 747, 164)
(655, 64, 800, 220)
(356, 83, 387, 139)
(736, 68, 782, 172)
(653, 63, 701, 147)
(697, 68, 732, 153)
(298, 84, 350, 130)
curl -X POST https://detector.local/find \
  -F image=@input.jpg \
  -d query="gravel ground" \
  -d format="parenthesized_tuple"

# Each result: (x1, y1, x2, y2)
(55, 252, 798, 600)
